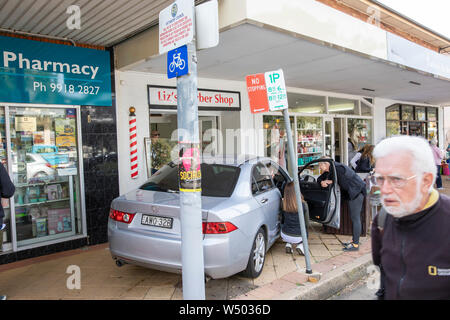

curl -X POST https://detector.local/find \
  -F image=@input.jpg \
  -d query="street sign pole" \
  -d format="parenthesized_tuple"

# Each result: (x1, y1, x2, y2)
(177, 38, 206, 299)
(282, 108, 312, 274)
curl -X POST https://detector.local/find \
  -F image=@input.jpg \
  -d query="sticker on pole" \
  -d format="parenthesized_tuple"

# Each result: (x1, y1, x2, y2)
(167, 45, 188, 79)
(246, 73, 269, 114)
(264, 69, 288, 111)
(178, 143, 202, 192)
(159, 0, 194, 55)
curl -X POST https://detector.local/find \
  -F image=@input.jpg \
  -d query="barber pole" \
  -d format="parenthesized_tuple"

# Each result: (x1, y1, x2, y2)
(129, 107, 138, 179)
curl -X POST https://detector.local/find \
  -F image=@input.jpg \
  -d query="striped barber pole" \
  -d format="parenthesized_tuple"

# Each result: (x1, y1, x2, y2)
(129, 107, 138, 179)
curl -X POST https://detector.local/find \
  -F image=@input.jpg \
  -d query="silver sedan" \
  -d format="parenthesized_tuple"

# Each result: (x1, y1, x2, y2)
(108, 155, 291, 279)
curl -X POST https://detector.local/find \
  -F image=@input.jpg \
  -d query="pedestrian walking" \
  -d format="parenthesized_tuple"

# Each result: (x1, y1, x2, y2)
(0, 161, 15, 300)
(280, 182, 309, 255)
(317, 157, 366, 251)
(430, 139, 443, 189)
(371, 135, 450, 299)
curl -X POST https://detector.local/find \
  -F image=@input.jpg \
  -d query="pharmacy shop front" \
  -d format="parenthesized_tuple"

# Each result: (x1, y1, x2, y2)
(0, 35, 116, 263)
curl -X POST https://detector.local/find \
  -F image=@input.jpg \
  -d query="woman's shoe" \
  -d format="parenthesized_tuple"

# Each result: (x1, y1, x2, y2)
(343, 242, 359, 251)
(296, 243, 305, 256)
(285, 243, 293, 254)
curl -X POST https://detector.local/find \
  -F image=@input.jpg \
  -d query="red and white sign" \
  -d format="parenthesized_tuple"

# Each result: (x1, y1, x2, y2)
(159, 0, 194, 54)
(246, 73, 269, 114)
(148, 86, 241, 111)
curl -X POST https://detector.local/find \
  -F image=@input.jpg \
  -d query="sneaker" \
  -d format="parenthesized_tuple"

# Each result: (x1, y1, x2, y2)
(0, 295, 6, 300)
(343, 243, 359, 251)
(437, 187, 444, 190)
(285, 243, 293, 254)
(296, 243, 305, 255)
(0, 224, 5, 231)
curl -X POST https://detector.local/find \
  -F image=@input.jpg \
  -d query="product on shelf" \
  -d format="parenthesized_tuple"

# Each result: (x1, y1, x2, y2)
(47, 208, 71, 235)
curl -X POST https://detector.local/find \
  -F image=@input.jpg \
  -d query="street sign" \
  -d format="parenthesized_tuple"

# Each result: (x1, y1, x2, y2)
(246, 73, 269, 114)
(264, 69, 288, 111)
(167, 45, 189, 79)
(159, 0, 194, 55)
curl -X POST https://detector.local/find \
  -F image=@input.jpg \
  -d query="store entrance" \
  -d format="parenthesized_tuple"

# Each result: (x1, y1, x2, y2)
(323, 117, 344, 163)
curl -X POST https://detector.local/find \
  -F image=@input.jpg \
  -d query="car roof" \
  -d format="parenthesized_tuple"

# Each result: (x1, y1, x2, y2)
(201, 154, 272, 167)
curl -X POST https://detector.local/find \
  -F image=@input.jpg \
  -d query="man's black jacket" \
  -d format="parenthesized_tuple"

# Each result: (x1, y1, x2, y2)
(372, 194, 450, 300)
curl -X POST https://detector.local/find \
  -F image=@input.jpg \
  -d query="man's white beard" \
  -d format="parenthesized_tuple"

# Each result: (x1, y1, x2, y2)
(381, 183, 423, 218)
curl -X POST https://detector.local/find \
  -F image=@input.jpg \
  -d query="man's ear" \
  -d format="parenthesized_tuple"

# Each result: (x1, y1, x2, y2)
(421, 172, 434, 193)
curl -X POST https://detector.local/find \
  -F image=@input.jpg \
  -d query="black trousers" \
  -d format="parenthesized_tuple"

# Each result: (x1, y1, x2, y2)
(348, 193, 364, 244)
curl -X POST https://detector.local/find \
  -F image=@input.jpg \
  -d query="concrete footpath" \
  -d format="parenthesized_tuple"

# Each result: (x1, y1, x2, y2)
(0, 222, 373, 300)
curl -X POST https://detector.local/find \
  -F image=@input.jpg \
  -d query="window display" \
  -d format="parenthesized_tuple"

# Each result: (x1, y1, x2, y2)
(386, 105, 439, 140)
(297, 117, 323, 172)
(263, 116, 294, 169)
(348, 118, 372, 151)
(9, 107, 82, 247)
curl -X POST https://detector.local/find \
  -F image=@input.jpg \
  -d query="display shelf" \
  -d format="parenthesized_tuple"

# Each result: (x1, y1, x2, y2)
(15, 198, 70, 207)
(297, 128, 321, 131)
(298, 152, 322, 155)
(16, 180, 69, 188)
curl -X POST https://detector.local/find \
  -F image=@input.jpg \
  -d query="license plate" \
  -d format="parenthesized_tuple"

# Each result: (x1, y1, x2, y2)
(141, 214, 173, 229)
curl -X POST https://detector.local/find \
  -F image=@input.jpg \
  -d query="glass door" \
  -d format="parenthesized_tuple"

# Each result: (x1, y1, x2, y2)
(334, 118, 343, 163)
(0, 106, 12, 252)
(199, 116, 219, 156)
(324, 117, 334, 160)
(297, 116, 323, 173)
(9, 106, 83, 248)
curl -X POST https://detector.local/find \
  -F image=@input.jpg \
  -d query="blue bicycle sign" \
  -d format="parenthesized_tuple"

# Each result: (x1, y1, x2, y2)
(167, 45, 189, 79)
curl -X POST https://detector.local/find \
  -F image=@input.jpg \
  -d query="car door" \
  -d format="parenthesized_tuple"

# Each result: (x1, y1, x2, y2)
(251, 162, 281, 247)
(298, 159, 340, 225)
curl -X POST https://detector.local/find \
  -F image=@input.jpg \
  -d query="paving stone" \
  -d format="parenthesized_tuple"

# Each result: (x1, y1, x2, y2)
(265, 279, 297, 293)
(120, 286, 150, 299)
(246, 286, 279, 300)
(309, 244, 332, 257)
(319, 234, 337, 239)
(144, 285, 176, 299)
(280, 271, 309, 285)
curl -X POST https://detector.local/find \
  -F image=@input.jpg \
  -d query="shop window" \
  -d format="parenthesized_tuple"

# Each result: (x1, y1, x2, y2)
(263, 116, 293, 168)
(401, 105, 413, 120)
(415, 107, 426, 121)
(288, 93, 325, 114)
(386, 105, 400, 120)
(428, 108, 437, 121)
(297, 117, 323, 167)
(428, 122, 437, 141)
(348, 119, 372, 152)
(386, 120, 400, 137)
(9, 107, 82, 248)
(361, 100, 372, 116)
(328, 97, 358, 115)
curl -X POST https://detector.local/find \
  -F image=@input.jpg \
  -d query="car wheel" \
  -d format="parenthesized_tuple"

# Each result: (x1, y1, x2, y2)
(242, 227, 266, 279)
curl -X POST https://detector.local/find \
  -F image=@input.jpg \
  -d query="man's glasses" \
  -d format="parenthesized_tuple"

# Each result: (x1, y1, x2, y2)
(370, 174, 416, 189)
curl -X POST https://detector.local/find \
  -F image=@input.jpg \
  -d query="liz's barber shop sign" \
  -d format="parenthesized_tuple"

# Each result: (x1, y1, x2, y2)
(148, 85, 241, 111)
(0, 36, 111, 106)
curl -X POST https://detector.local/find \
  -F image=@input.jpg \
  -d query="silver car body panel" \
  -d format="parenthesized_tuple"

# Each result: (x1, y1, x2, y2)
(108, 156, 286, 279)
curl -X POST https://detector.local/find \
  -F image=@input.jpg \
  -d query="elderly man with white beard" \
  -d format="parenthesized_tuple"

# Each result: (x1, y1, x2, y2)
(371, 135, 450, 300)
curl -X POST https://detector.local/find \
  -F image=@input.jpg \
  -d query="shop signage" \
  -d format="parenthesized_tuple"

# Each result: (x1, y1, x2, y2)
(265, 69, 288, 111)
(159, 0, 194, 54)
(167, 45, 189, 79)
(0, 35, 112, 106)
(148, 86, 241, 111)
(246, 73, 269, 114)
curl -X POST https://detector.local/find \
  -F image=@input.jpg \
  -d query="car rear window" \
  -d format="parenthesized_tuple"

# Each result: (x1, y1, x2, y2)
(140, 162, 241, 197)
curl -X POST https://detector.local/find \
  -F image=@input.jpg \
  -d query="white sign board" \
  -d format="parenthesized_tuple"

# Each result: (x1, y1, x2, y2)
(159, 0, 194, 54)
(148, 86, 241, 111)
(264, 69, 288, 111)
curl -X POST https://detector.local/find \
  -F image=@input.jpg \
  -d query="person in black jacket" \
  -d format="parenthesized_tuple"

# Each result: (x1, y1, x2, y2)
(281, 182, 309, 255)
(372, 135, 450, 299)
(317, 157, 366, 251)
(0, 161, 15, 300)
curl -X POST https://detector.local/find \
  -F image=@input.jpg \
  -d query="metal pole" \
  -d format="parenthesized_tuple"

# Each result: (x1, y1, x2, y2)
(177, 37, 206, 299)
(282, 109, 312, 273)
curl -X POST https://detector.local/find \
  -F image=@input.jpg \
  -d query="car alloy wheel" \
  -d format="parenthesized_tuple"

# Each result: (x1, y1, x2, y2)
(253, 232, 265, 273)
(242, 227, 266, 278)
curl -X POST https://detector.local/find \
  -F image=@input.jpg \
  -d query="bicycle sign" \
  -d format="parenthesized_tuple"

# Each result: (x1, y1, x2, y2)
(167, 45, 189, 79)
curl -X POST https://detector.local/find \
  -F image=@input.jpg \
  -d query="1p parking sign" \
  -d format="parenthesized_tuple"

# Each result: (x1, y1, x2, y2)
(167, 45, 189, 79)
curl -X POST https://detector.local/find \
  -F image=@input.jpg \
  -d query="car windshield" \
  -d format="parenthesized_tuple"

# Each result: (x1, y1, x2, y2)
(140, 162, 241, 197)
